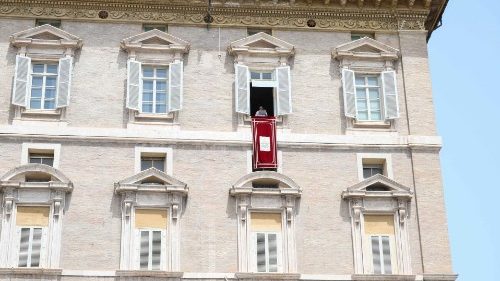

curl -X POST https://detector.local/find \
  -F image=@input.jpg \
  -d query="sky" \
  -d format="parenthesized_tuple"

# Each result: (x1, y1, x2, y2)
(428, 0, 500, 280)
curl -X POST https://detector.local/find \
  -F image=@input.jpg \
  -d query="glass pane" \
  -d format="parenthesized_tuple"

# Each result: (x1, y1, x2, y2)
(262, 73, 272, 80)
(371, 236, 381, 274)
(142, 104, 153, 113)
(44, 100, 55, 110)
(156, 68, 167, 78)
(156, 81, 167, 91)
(356, 88, 366, 98)
(370, 111, 382, 121)
(355, 76, 365, 86)
(141, 160, 152, 171)
(357, 100, 367, 111)
(369, 89, 380, 99)
(41, 158, 54, 166)
(32, 64, 44, 73)
(357, 111, 368, 121)
(46, 77, 57, 87)
(30, 228, 42, 267)
(151, 231, 161, 270)
(382, 236, 392, 274)
(156, 93, 167, 103)
(31, 88, 42, 98)
(30, 99, 42, 109)
(251, 72, 260, 80)
(152, 159, 165, 171)
(156, 104, 167, 114)
(267, 234, 278, 272)
(32, 77, 43, 87)
(143, 81, 154, 92)
(370, 100, 381, 111)
(46, 65, 58, 74)
(45, 88, 56, 99)
(143, 68, 154, 78)
(18, 228, 30, 267)
(367, 76, 378, 86)
(140, 231, 150, 270)
(363, 168, 372, 179)
(256, 233, 266, 272)
(142, 92, 153, 102)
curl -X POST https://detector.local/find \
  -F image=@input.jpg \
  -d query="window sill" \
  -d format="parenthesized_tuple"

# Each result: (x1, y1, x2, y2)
(0, 268, 62, 276)
(115, 270, 183, 278)
(351, 274, 416, 281)
(135, 112, 174, 120)
(21, 108, 62, 117)
(352, 120, 391, 129)
(235, 272, 300, 280)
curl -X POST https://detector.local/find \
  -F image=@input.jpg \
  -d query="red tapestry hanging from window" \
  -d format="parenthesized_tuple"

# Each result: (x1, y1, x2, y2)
(252, 117, 277, 169)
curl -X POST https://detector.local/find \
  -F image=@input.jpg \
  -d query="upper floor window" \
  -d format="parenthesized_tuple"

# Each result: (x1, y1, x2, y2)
(142, 67, 168, 114)
(355, 74, 382, 121)
(363, 164, 384, 179)
(29, 152, 54, 166)
(141, 156, 166, 172)
(30, 63, 58, 110)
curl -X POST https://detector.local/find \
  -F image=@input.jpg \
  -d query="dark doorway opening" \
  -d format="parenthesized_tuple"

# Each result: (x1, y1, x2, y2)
(250, 86, 274, 117)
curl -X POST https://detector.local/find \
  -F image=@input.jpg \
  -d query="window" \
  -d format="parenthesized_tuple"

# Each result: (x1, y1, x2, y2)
(15, 206, 49, 268)
(250, 70, 276, 117)
(30, 63, 58, 110)
(363, 164, 384, 179)
(135, 209, 167, 270)
(364, 215, 396, 275)
(142, 67, 168, 114)
(247, 28, 272, 36)
(143, 24, 167, 32)
(250, 213, 282, 273)
(351, 32, 375, 41)
(35, 19, 61, 28)
(29, 152, 54, 166)
(141, 156, 166, 171)
(355, 74, 382, 121)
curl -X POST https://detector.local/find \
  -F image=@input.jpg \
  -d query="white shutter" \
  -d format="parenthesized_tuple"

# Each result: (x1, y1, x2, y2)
(12, 55, 31, 107)
(342, 68, 356, 118)
(235, 64, 250, 114)
(126, 60, 142, 111)
(276, 66, 292, 115)
(250, 232, 257, 272)
(56, 57, 73, 108)
(382, 70, 399, 119)
(168, 61, 183, 112)
(381, 236, 392, 274)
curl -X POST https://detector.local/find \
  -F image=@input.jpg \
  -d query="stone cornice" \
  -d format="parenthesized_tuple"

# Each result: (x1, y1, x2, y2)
(0, 0, 439, 33)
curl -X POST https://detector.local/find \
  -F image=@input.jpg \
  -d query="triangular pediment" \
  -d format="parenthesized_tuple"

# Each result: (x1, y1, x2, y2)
(117, 168, 186, 187)
(121, 29, 190, 52)
(342, 174, 413, 199)
(333, 37, 399, 60)
(10, 24, 82, 44)
(229, 32, 294, 55)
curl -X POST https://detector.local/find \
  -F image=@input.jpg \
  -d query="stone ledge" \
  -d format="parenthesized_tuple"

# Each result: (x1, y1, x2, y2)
(235, 272, 300, 280)
(115, 270, 183, 278)
(0, 268, 63, 276)
(423, 274, 458, 281)
(352, 274, 416, 281)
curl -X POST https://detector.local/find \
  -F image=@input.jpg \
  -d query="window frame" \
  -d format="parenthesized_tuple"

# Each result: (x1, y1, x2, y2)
(21, 143, 61, 169)
(29, 62, 59, 110)
(134, 147, 172, 175)
(15, 225, 48, 268)
(354, 73, 383, 122)
(251, 230, 283, 273)
(356, 153, 393, 181)
(141, 65, 169, 114)
(365, 234, 396, 275)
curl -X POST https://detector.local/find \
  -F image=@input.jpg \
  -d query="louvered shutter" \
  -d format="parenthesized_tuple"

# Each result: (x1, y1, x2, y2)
(276, 66, 292, 115)
(235, 64, 250, 114)
(18, 228, 29, 267)
(12, 55, 31, 107)
(126, 60, 142, 111)
(381, 236, 392, 274)
(342, 68, 356, 118)
(56, 57, 73, 108)
(168, 61, 183, 112)
(382, 70, 399, 119)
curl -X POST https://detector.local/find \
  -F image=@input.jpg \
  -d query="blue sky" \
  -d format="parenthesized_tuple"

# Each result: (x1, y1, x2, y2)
(428, 0, 500, 280)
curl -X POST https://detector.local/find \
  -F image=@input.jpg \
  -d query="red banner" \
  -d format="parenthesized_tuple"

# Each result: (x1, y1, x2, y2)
(252, 117, 277, 170)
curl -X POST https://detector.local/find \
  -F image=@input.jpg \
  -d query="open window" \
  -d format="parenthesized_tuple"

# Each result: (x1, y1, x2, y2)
(229, 33, 294, 127)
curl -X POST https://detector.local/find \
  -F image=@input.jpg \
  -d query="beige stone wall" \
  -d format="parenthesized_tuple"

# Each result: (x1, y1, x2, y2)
(0, 17, 453, 278)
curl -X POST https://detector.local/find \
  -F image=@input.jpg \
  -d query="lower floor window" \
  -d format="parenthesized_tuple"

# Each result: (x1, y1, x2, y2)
(370, 235, 392, 274)
(18, 227, 44, 267)
(139, 230, 163, 270)
(255, 232, 279, 272)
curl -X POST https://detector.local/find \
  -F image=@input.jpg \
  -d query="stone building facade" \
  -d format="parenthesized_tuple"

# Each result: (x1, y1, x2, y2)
(0, 0, 456, 281)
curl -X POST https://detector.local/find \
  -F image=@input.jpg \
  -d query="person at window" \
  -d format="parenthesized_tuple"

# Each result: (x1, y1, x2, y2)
(255, 106, 268, 117)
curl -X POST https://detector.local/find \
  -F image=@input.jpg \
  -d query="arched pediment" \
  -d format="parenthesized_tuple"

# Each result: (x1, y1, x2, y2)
(332, 37, 399, 61)
(114, 167, 188, 195)
(342, 174, 412, 200)
(1, 163, 71, 183)
(229, 32, 295, 58)
(121, 29, 190, 53)
(230, 171, 301, 197)
(10, 24, 82, 49)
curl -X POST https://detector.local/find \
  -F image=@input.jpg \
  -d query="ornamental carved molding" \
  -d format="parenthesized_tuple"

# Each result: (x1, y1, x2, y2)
(0, 1, 432, 32)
